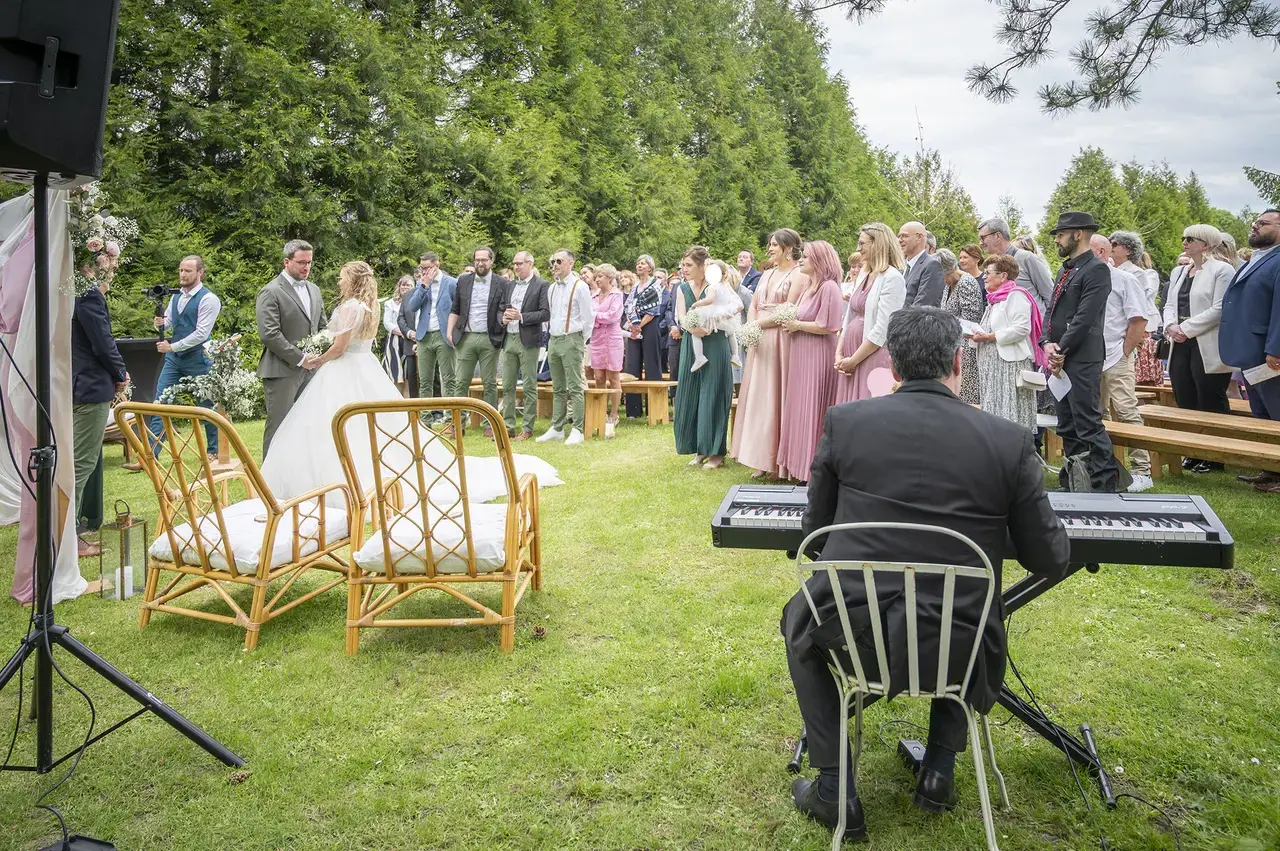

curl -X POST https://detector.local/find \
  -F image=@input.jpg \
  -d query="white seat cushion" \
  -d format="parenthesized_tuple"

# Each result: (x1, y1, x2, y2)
(150, 499, 348, 573)
(353, 502, 508, 575)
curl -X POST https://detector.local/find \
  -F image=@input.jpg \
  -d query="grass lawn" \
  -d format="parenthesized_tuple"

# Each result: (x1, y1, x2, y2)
(1, 417, 1278, 850)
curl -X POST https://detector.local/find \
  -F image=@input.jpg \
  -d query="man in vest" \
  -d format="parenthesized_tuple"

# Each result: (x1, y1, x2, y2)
(149, 255, 223, 459)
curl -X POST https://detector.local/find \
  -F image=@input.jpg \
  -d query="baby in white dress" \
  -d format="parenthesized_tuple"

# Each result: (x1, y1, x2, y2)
(685, 261, 743, 372)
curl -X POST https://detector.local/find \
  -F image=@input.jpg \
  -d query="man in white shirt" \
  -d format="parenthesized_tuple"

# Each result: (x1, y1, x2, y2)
(447, 247, 509, 430)
(150, 255, 223, 459)
(978, 218, 1054, 313)
(537, 249, 594, 445)
(500, 251, 550, 440)
(1091, 235, 1153, 491)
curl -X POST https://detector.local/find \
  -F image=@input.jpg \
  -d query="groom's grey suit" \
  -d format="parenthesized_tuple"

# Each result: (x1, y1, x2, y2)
(256, 272, 327, 455)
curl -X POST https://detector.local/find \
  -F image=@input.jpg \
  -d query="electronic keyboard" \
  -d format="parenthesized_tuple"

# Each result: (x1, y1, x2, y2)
(711, 486, 1233, 570)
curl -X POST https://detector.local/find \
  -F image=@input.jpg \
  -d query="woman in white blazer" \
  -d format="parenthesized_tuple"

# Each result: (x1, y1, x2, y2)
(833, 223, 906, 403)
(1162, 223, 1236, 471)
(969, 255, 1038, 430)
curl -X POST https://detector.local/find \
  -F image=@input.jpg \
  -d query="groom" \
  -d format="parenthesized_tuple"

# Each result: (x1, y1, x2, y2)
(256, 239, 327, 456)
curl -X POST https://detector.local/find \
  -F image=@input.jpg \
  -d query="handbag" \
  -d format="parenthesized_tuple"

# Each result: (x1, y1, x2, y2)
(1016, 369, 1047, 391)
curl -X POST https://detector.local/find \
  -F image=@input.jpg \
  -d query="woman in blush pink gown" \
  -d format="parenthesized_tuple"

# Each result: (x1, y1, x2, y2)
(730, 228, 806, 477)
(775, 241, 845, 483)
(835, 223, 908, 404)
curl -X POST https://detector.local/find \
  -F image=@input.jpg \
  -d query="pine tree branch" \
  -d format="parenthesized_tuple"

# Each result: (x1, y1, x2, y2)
(799, 0, 1280, 113)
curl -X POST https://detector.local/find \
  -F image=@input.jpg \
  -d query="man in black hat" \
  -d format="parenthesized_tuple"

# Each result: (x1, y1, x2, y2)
(1043, 212, 1123, 492)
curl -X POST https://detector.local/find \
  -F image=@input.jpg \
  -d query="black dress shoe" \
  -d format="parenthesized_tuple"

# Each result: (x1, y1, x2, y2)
(1237, 471, 1279, 485)
(913, 767, 959, 813)
(791, 777, 867, 842)
(1189, 461, 1220, 474)
(1182, 457, 1197, 470)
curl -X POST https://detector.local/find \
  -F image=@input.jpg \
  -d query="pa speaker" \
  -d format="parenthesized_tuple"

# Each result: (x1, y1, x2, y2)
(0, 0, 122, 187)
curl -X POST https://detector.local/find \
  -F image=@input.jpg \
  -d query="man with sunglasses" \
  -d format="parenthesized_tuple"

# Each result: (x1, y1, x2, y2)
(538, 249, 594, 445)
(1219, 209, 1280, 491)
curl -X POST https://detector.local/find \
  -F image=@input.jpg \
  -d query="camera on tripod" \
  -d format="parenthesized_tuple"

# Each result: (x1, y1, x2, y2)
(141, 283, 180, 316)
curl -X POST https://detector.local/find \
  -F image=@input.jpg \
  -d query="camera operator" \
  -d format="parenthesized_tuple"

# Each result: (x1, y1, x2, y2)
(148, 255, 222, 461)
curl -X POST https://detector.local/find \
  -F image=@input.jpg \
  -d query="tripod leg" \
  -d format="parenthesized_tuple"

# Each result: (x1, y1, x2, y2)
(788, 725, 808, 774)
(51, 628, 244, 768)
(0, 635, 37, 691)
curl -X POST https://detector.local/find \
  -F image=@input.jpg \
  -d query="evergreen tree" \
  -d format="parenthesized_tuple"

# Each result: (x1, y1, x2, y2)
(1037, 147, 1136, 269)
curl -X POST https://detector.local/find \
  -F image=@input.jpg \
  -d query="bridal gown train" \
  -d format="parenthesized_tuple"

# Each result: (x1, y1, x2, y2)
(259, 299, 561, 507)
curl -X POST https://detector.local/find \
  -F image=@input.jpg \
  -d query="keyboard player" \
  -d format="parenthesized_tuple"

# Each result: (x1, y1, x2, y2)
(782, 308, 1071, 841)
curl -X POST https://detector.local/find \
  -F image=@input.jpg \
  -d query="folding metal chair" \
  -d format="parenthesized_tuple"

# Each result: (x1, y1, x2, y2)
(794, 522, 1010, 851)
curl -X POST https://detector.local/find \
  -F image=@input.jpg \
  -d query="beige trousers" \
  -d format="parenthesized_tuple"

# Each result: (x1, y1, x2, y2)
(1100, 352, 1150, 476)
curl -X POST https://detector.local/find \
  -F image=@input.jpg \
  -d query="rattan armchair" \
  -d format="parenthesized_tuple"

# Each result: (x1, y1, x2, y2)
(115, 403, 351, 651)
(332, 398, 541, 654)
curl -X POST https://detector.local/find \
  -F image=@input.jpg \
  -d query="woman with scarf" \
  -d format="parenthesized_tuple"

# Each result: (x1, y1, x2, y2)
(968, 254, 1045, 431)
(623, 254, 665, 418)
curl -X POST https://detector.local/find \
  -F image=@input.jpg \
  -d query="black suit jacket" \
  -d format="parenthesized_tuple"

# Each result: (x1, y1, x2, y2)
(503, 275, 551, 349)
(449, 272, 510, 347)
(781, 381, 1070, 713)
(71, 288, 127, 405)
(1042, 251, 1110, 363)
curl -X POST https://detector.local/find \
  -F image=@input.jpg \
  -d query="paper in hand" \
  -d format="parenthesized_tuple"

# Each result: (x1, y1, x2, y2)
(960, 319, 983, 349)
(1048, 371, 1072, 401)
(1242, 361, 1280, 386)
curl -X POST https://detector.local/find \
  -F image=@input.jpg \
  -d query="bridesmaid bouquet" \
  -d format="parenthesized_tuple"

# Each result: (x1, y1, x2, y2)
(679, 307, 705, 332)
(771, 301, 799, 326)
(299, 330, 335, 356)
(736, 321, 764, 349)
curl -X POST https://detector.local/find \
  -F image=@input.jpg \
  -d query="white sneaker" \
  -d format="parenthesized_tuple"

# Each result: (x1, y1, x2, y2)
(1128, 474, 1154, 493)
(691, 355, 708, 372)
(535, 428, 564, 443)
(564, 429, 584, 445)
(604, 422, 616, 439)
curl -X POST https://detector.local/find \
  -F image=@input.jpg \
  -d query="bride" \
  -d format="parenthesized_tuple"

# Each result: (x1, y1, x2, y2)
(260, 261, 560, 506)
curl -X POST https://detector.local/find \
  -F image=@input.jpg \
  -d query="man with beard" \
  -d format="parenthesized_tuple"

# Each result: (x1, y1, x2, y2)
(1219, 209, 1280, 491)
(1042, 212, 1122, 493)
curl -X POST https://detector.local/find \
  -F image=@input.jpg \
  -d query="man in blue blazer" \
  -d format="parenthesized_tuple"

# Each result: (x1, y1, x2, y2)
(1219, 209, 1280, 489)
(406, 251, 458, 408)
(71, 273, 128, 555)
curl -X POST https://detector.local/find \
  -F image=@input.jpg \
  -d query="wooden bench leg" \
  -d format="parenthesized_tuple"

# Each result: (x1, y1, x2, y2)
(584, 393, 606, 438)
(1044, 429, 1063, 464)
(646, 388, 669, 426)
(1167, 453, 1182, 476)
(1149, 450, 1163, 481)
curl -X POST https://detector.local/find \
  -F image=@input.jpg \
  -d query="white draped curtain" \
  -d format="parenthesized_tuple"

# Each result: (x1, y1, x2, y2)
(0, 189, 88, 604)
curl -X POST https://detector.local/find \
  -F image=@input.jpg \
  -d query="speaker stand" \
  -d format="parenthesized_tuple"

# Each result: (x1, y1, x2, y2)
(0, 174, 244, 848)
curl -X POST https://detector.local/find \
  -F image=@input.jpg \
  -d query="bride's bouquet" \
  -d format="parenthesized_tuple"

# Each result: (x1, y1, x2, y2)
(736, 321, 764, 349)
(679, 307, 705, 333)
(299, 330, 335, 357)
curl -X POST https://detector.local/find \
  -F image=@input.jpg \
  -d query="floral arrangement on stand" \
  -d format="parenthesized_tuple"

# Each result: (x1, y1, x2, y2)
(158, 335, 264, 422)
(66, 183, 140, 297)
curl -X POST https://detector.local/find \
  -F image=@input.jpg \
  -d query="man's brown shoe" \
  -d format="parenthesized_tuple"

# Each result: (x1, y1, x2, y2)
(1238, 471, 1279, 485)
(514, 431, 532, 442)
(77, 537, 102, 558)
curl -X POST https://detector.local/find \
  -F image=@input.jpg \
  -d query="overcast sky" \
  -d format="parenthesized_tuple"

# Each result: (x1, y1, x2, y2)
(818, 0, 1278, 229)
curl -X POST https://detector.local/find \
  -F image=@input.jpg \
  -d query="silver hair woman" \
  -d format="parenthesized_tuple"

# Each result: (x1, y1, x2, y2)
(935, 248, 984, 404)
(1109, 230, 1163, 384)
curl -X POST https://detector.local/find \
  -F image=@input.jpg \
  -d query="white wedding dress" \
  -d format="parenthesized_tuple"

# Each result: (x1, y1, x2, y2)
(260, 299, 561, 507)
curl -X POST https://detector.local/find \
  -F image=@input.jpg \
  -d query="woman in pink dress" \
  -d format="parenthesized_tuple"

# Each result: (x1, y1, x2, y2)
(730, 228, 806, 478)
(775, 241, 845, 482)
(590, 264, 626, 437)
(835, 223, 908, 404)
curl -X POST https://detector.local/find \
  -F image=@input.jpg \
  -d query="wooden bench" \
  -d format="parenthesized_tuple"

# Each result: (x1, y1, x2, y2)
(1138, 404, 1280, 444)
(1136, 383, 1254, 416)
(1105, 420, 1280, 477)
(620, 379, 678, 425)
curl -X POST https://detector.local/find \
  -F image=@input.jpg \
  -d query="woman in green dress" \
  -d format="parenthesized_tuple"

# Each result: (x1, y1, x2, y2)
(673, 246, 734, 468)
